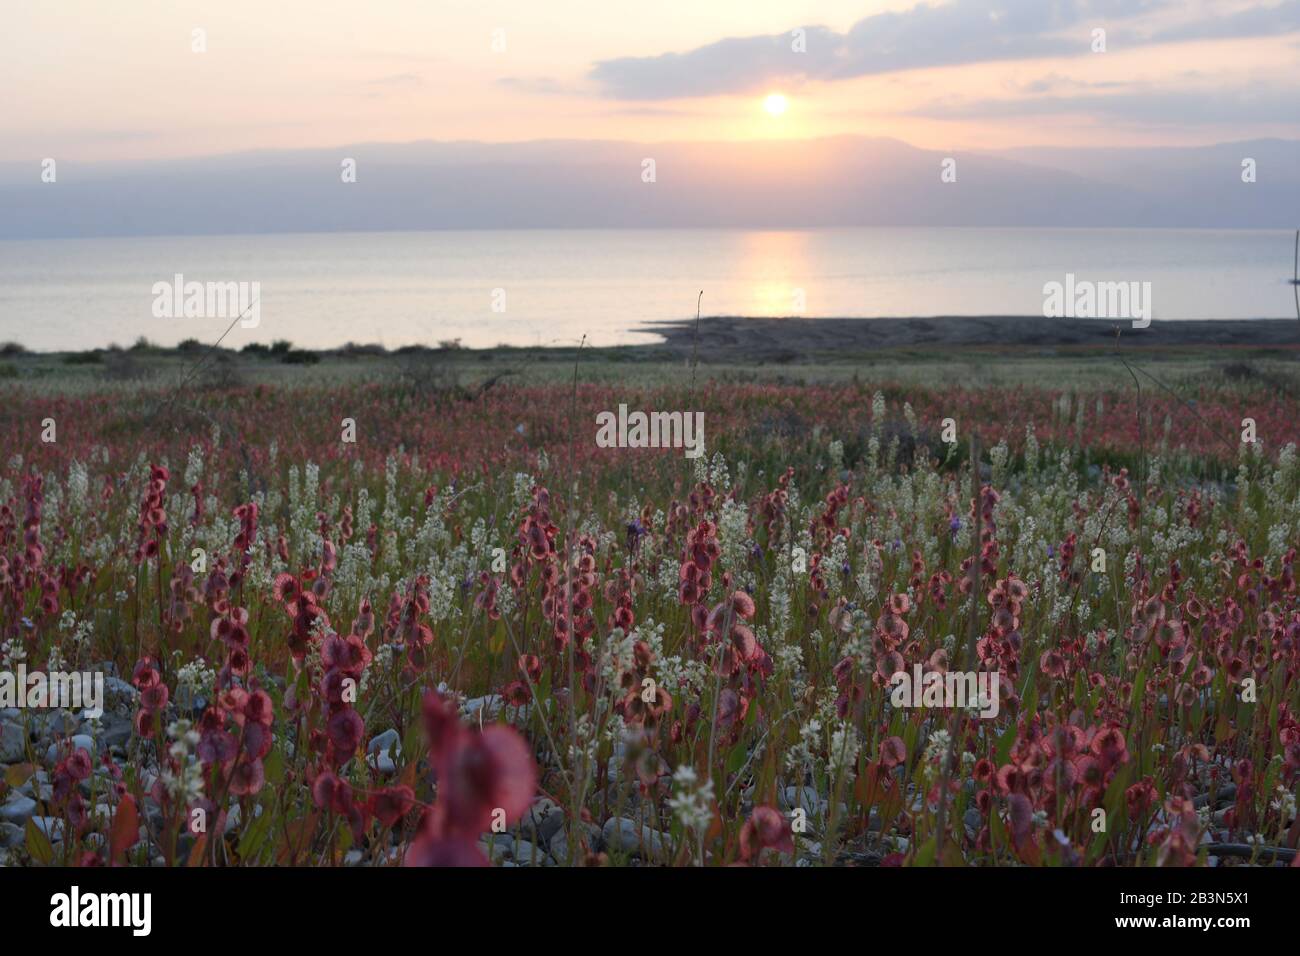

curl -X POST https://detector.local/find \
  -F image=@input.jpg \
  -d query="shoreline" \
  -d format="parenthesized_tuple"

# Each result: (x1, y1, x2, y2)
(636, 315, 1300, 360)
(5, 316, 1299, 362)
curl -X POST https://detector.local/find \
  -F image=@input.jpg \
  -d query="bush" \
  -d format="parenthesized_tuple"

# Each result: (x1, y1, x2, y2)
(280, 349, 320, 365)
(101, 350, 150, 381)
(63, 351, 104, 365)
(338, 342, 387, 357)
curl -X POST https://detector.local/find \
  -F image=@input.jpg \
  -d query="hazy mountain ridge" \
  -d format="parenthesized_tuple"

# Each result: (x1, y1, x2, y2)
(1, 136, 1295, 238)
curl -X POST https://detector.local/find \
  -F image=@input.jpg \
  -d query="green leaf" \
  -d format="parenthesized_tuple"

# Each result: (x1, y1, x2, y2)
(264, 747, 285, 786)
(989, 804, 1007, 853)
(1129, 666, 1146, 712)
(726, 741, 748, 776)
(26, 817, 55, 865)
(1021, 662, 1039, 720)
(995, 719, 1018, 767)
(903, 719, 919, 763)
(238, 806, 273, 862)
(914, 836, 937, 867)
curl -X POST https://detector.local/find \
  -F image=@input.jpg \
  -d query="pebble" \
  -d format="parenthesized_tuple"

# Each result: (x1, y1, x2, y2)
(481, 833, 546, 865)
(95, 713, 134, 752)
(0, 720, 26, 761)
(797, 840, 823, 865)
(0, 795, 38, 825)
(778, 785, 824, 816)
(367, 729, 400, 774)
(44, 733, 97, 766)
(30, 816, 65, 842)
(534, 806, 566, 845)
(30, 710, 81, 740)
(601, 817, 668, 859)
(462, 695, 504, 723)
(101, 677, 138, 714)
(223, 802, 263, 834)
(548, 822, 601, 864)
(0, 821, 24, 848)
(14, 769, 48, 798)
(513, 798, 564, 845)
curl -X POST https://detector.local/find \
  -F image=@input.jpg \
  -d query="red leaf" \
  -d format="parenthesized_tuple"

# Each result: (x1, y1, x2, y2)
(109, 795, 140, 864)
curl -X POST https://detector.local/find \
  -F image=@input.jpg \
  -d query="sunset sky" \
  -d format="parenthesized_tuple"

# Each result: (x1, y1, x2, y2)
(2, 0, 1298, 162)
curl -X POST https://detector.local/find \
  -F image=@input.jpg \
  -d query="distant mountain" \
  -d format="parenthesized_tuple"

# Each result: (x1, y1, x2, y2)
(0, 136, 1295, 238)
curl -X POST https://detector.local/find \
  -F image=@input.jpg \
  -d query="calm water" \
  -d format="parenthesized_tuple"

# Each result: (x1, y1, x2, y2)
(0, 228, 1295, 351)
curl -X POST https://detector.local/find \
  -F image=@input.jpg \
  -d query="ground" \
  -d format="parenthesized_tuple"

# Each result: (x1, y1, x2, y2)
(0, 319, 1298, 867)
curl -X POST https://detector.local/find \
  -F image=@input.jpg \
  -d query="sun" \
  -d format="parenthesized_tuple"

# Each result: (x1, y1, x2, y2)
(763, 93, 787, 116)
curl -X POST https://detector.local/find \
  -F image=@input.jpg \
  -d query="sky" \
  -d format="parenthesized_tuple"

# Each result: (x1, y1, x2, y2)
(1, 0, 1297, 162)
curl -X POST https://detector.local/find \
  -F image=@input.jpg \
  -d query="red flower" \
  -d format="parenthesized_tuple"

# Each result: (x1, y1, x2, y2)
(327, 708, 366, 763)
(228, 757, 266, 796)
(369, 785, 416, 828)
(739, 806, 793, 862)
(502, 680, 532, 707)
(731, 590, 756, 619)
(197, 730, 238, 767)
(63, 748, 93, 781)
(518, 654, 542, 684)
(435, 725, 538, 836)
(880, 736, 907, 770)
(273, 573, 299, 603)
(404, 831, 489, 867)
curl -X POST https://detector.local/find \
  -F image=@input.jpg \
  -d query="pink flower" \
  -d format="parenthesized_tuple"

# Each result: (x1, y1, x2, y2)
(739, 806, 793, 862)
(435, 725, 537, 836)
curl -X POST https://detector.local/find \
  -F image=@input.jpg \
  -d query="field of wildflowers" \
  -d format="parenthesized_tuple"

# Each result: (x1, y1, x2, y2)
(1, 367, 1298, 868)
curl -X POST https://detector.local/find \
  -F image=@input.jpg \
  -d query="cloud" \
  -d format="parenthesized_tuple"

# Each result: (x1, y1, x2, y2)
(369, 73, 424, 88)
(1016, 72, 1126, 94)
(911, 87, 1300, 125)
(1147, 0, 1300, 42)
(496, 76, 577, 96)
(596, 105, 700, 117)
(589, 0, 1295, 100)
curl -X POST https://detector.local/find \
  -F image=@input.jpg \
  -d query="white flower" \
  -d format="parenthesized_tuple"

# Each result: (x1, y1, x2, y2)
(668, 765, 715, 834)
(923, 729, 951, 765)
(1270, 785, 1296, 821)
(827, 723, 860, 783)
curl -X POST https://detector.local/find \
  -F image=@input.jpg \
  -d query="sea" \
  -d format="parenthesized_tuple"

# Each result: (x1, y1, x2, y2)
(0, 227, 1295, 352)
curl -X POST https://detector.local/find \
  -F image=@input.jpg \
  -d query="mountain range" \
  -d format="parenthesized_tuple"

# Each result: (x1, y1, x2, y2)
(0, 136, 1295, 238)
